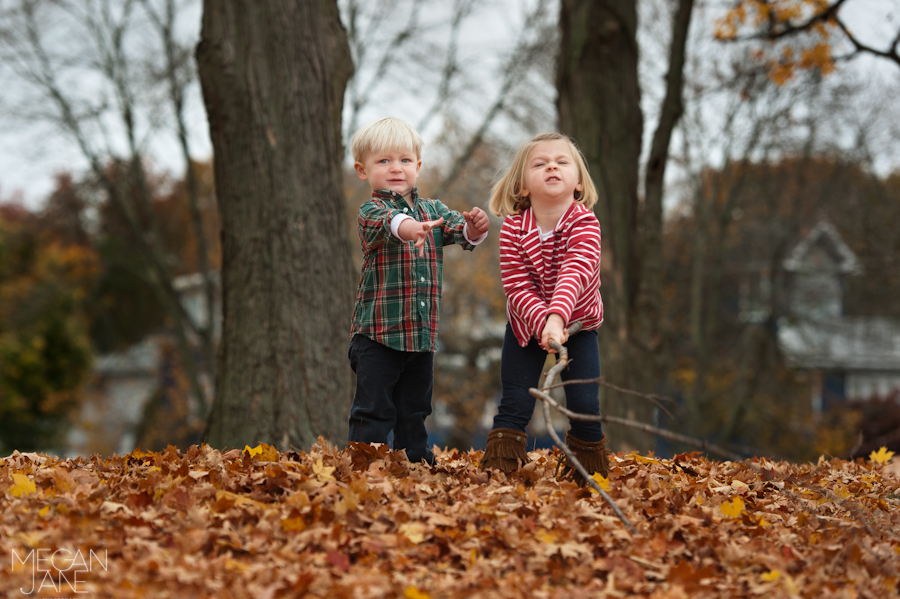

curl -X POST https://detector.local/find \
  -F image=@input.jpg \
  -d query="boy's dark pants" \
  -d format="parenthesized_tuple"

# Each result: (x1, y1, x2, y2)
(492, 324, 604, 442)
(348, 334, 435, 464)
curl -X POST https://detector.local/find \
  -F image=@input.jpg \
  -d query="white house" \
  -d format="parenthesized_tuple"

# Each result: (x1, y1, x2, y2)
(65, 272, 219, 457)
(776, 221, 900, 411)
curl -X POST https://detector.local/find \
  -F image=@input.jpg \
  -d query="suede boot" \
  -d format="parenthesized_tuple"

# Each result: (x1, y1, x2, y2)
(560, 432, 610, 486)
(480, 428, 529, 472)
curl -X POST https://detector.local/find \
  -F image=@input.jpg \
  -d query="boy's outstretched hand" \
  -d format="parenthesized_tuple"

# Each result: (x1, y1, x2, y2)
(463, 207, 489, 240)
(399, 217, 444, 257)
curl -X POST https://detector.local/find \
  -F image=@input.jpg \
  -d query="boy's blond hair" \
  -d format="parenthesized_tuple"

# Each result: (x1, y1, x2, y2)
(489, 132, 597, 217)
(350, 117, 424, 164)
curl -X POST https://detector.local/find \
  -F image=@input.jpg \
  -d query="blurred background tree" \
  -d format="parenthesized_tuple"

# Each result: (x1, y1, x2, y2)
(0, 187, 96, 453)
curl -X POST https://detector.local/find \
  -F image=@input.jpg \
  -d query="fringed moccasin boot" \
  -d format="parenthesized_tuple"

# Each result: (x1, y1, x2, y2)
(560, 432, 610, 486)
(480, 428, 529, 473)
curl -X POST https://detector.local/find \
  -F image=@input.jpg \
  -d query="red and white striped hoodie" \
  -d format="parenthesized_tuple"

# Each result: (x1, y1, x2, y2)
(499, 202, 603, 347)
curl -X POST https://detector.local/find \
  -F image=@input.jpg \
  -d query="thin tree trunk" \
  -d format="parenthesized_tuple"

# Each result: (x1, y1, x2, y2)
(558, 0, 643, 451)
(142, 0, 219, 398)
(639, 0, 694, 357)
(558, 0, 693, 452)
(197, 0, 355, 451)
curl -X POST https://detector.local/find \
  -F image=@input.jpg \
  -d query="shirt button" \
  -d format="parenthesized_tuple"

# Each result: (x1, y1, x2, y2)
(420, 301, 425, 307)
(420, 277, 425, 282)
(403, 207, 408, 213)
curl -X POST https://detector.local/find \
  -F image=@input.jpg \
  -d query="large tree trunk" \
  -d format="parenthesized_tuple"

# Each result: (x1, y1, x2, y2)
(558, 0, 693, 452)
(197, 0, 355, 451)
(557, 0, 644, 451)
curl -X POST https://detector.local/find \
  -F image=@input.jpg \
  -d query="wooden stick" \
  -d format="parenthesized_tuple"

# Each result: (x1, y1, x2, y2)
(535, 325, 637, 534)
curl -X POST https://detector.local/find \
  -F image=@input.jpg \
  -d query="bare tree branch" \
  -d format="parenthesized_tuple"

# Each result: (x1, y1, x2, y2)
(432, 0, 554, 198)
(140, 0, 217, 406)
(833, 14, 900, 68)
(532, 323, 637, 535)
(344, 0, 425, 142)
(754, 0, 848, 40)
(724, 0, 900, 70)
(415, 0, 476, 133)
(543, 377, 676, 420)
(6, 0, 212, 417)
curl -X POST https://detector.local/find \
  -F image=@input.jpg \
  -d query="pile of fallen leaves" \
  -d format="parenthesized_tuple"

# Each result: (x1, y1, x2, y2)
(2, 441, 899, 599)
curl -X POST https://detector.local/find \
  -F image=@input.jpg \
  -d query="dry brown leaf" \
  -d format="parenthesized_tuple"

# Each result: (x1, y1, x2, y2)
(2, 443, 899, 597)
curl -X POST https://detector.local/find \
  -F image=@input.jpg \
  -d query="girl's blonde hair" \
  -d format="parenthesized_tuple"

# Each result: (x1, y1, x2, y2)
(350, 117, 424, 164)
(489, 132, 597, 217)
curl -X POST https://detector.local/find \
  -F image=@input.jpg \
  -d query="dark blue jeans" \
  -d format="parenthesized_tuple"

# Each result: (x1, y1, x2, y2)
(492, 324, 604, 442)
(347, 334, 435, 464)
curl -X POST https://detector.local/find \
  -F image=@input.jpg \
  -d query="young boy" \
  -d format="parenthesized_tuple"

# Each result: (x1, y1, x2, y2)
(348, 117, 490, 465)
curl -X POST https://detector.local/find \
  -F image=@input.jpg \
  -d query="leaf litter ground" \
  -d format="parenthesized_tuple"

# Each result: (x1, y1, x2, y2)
(2, 441, 900, 598)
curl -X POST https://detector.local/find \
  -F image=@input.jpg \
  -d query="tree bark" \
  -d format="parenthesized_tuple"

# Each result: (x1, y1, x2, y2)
(557, 0, 693, 451)
(197, 0, 355, 451)
(557, 0, 644, 451)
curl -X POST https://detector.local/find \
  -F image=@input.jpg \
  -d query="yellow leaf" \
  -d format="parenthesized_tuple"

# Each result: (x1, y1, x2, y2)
(39, 506, 50, 517)
(756, 516, 771, 527)
(14, 532, 44, 549)
(342, 487, 360, 511)
(869, 447, 895, 465)
(281, 517, 306, 532)
(588, 473, 610, 493)
(719, 496, 744, 518)
(535, 528, 557, 544)
(225, 559, 248, 573)
(129, 448, 148, 460)
(784, 574, 800, 595)
(215, 490, 263, 509)
(628, 453, 659, 465)
(761, 569, 781, 582)
(399, 522, 427, 544)
(313, 458, 336, 483)
(10, 473, 37, 497)
(405, 586, 431, 599)
(243, 443, 278, 461)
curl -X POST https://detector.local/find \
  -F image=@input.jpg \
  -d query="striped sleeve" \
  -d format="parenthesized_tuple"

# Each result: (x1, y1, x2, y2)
(358, 199, 405, 254)
(548, 214, 601, 323)
(500, 216, 548, 342)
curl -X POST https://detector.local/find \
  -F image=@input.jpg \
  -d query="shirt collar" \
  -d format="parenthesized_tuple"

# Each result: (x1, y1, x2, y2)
(521, 202, 578, 235)
(372, 187, 420, 205)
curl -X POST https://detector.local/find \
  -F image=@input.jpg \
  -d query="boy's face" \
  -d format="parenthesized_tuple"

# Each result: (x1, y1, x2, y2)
(355, 148, 421, 201)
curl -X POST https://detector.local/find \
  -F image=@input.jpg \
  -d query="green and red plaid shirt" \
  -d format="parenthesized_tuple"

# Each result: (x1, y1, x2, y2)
(351, 188, 476, 352)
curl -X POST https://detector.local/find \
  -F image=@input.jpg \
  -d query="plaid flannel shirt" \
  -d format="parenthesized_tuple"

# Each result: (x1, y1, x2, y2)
(350, 187, 476, 352)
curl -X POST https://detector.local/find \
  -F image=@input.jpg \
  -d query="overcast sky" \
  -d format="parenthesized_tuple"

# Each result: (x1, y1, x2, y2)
(0, 0, 897, 208)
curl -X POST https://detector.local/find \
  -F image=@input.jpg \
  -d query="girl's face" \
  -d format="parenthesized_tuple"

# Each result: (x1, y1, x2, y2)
(522, 140, 583, 206)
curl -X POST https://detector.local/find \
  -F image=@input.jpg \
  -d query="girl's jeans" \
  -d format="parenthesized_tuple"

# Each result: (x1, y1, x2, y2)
(347, 334, 435, 464)
(492, 323, 604, 442)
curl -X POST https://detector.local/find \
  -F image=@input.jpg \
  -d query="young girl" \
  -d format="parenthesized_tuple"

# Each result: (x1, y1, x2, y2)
(481, 132, 608, 483)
